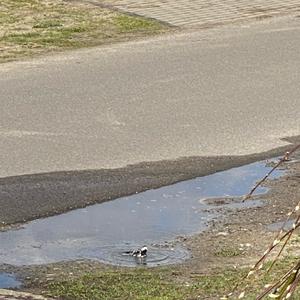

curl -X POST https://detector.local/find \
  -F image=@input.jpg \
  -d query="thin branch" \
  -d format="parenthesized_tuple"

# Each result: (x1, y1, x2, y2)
(243, 144, 300, 202)
(224, 144, 300, 299)
(256, 264, 298, 300)
(267, 208, 300, 274)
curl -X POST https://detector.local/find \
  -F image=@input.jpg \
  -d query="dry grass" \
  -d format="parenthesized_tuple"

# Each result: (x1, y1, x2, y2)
(0, 0, 167, 63)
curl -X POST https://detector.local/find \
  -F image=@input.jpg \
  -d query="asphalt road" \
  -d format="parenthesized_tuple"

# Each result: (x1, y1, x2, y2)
(0, 16, 300, 224)
(1, 16, 300, 178)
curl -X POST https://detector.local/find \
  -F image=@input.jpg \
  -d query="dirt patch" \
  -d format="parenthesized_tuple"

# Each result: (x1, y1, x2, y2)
(175, 151, 300, 296)
(0, 289, 52, 299)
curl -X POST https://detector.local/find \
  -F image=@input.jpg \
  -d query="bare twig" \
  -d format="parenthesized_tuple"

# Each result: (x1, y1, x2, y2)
(256, 263, 299, 300)
(223, 144, 300, 299)
(243, 144, 300, 202)
(256, 261, 300, 300)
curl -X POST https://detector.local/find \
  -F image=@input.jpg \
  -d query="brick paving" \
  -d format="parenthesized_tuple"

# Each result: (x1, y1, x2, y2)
(98, 0, 300, 27)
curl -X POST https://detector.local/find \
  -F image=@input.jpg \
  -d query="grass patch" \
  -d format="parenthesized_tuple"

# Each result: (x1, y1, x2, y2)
(113, 15, 163, 33)
(46, 269, 190, 300)
(44, 256, 300, 300)
(33, 20, 63, 29)
(0, 0, 168, 63)
(214, 247, 242, 257)
(193, 257, 300, 299)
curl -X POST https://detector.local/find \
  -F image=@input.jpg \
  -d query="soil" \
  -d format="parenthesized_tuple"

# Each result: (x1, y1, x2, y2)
(181, 152, 300, 274)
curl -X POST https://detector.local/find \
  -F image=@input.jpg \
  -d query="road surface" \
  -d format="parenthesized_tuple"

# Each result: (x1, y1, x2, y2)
(0, 16, 300, 180)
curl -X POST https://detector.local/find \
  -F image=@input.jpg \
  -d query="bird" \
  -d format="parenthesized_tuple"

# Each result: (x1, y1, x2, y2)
(132, 246, 148, 258)
(123, 246, 148, 258)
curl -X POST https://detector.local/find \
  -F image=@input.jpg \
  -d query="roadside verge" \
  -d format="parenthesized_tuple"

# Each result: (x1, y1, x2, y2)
(0, 0, 169, 63)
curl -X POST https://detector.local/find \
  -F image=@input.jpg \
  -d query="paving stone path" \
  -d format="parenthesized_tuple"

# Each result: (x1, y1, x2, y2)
(97, 0, 300, 27)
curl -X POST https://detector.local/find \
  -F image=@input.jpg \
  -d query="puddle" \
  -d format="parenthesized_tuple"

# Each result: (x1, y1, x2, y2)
(0, 273, 21, 289)
(267, 219, 295, 232)
(0, 160, 284, 267)
(80, 244, 190, 267)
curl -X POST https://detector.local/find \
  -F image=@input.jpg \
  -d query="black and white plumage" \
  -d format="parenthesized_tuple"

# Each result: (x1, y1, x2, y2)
(132, 246, 148, 258)
(123, 246, 148, 258)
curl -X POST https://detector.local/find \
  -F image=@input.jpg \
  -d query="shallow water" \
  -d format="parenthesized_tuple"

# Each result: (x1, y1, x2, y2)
(0, 273, 21, 289)
(0, 160, 283, 267)
(80, 244, 190, 267)
(267, 219, 295, 232)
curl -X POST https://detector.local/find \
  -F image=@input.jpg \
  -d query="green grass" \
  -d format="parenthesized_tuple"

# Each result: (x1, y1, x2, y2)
(214, 247, 243, 258)
(45, 268, 247, 300)
(44, 256, 300, 300)
(32, 20, 63, 29)
(113, 15, 163, 32)
(46, 269, 190, 300)
(0, 0, 168, 63)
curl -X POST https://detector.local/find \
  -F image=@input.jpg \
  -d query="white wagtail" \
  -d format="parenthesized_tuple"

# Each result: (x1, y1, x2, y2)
(123, 246, 148, 258)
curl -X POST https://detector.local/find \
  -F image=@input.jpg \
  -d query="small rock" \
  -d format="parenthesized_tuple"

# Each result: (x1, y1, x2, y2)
(216, 232, 228, 236)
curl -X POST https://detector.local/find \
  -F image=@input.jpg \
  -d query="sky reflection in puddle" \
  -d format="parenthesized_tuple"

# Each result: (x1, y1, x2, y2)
(0, 273, 21, 289)
(0, 160, 283, 266)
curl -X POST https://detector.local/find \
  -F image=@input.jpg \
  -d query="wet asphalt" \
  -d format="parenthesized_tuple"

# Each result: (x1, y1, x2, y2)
(0, 138, 298, 226)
